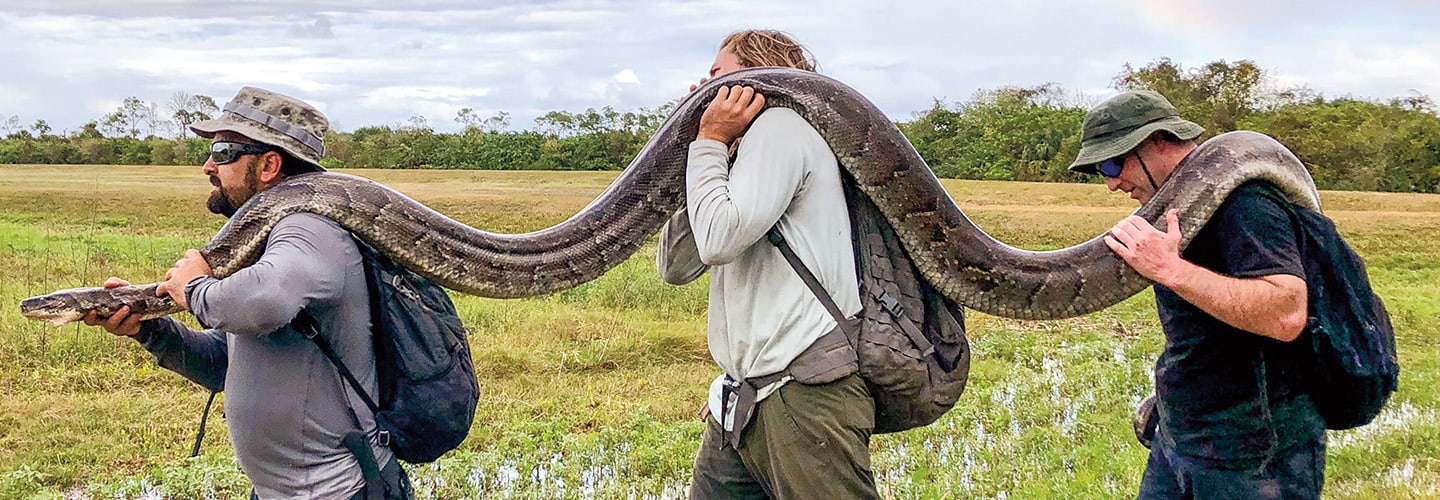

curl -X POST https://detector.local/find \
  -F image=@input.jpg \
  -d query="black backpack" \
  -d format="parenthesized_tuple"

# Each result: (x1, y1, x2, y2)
(1258, 187, 1400, 430)
(301, 237, 480, 463)
(769, 179, 972, 434)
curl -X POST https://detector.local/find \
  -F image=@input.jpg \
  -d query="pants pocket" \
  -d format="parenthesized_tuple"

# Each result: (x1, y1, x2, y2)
(777, 374, 873, 470)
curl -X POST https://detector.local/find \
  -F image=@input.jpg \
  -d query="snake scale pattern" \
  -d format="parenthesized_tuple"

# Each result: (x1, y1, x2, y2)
(20, 67, 1321, 325)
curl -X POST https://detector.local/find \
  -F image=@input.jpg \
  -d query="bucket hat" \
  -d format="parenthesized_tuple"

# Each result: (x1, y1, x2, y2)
(191, 86, 329, 172)
(1068, 90, 1203, 175)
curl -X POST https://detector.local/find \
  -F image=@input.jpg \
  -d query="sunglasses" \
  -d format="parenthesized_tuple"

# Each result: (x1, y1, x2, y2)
(1096, 154, 1127, 177)
(210, 141, 278, 165)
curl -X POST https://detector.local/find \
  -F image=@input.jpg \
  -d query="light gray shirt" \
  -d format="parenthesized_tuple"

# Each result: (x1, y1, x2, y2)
(136, 213, 389, 499)
(657, 107, 861, 431)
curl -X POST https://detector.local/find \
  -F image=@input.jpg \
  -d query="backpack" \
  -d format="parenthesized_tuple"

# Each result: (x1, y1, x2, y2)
(768, 179, 972, 434)
(1257, 186, 1400, 430)
(300, 237, 481, 463)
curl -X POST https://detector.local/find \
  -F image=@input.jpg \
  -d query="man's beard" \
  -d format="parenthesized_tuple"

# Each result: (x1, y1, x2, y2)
(207, 159, 261, 217)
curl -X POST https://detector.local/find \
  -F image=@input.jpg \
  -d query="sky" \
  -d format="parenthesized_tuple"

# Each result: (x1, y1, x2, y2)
(1, 0, 1437, 136)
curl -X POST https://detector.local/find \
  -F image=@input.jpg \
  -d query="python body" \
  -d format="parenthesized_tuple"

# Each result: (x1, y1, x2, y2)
(19, 68, 1320, 325)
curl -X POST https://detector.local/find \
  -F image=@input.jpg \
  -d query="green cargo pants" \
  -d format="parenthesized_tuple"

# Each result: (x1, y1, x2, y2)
(688, 373, 880, 500)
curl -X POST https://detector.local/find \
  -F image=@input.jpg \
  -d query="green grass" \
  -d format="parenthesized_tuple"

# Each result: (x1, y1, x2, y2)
(1, 165, 1438, 498)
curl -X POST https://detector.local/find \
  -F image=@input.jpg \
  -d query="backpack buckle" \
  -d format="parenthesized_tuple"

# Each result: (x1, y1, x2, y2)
(378, 429, 391, 447)
(766, 228, 785, 246)
(293, 312, 320, 340)
(390, 275, 422, 302)
(877, 291, 905, 318)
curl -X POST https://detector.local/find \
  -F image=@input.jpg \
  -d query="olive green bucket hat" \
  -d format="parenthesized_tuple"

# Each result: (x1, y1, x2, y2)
(190, 86, 329, 172)
(1068, 90, 1204, 175)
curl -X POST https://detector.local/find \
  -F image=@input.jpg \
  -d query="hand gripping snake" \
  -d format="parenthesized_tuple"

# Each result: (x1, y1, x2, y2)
(19, 67, 1320, 325)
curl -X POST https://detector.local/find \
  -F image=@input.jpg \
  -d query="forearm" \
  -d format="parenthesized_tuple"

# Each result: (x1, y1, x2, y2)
(686, 139, 757, 264)
(134, 317, 228, 391)
(1158, 263, 1309, 341)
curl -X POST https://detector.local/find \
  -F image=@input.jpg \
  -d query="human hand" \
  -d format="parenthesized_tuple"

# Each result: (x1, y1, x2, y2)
(688, 77, 709, 93)
(1104, 210, 1187, 285)
(696, 85, 765, 144)
(156, 249, 211, 310)
(81, 277, 142, 337)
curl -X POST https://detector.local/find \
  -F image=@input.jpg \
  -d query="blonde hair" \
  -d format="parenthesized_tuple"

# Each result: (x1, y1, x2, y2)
(720, 30, 817, 72)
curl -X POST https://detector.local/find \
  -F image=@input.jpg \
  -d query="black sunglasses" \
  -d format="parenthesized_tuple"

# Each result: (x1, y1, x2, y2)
(1097, 154, 1127, 177)
(210, 141, 278, 165)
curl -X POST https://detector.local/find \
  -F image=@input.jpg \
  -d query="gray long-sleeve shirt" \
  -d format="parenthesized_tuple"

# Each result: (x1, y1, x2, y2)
(656, 107, 860, 431)
(134, 212, 389, 499)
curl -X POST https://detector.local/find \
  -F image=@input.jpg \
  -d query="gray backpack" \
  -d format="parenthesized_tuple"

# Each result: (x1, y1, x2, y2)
(768, 180, 972, 434)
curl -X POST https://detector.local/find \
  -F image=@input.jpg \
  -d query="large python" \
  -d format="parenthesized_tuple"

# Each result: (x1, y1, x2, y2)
(19, 67, 1320, 325)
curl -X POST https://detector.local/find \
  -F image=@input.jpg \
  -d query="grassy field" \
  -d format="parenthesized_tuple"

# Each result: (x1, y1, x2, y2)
(0, 164, 1436, 499)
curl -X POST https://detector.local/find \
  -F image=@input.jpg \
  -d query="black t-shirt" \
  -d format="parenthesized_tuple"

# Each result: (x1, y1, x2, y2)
(1153, 182, 1326, 468)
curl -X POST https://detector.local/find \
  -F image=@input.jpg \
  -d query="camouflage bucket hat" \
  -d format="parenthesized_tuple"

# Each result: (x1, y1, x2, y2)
(1068, 90, 1204, 175)
(190, 86, 329, 172)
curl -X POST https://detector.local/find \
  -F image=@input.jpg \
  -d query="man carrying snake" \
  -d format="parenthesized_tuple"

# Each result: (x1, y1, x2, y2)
(656, 30, 880, 499)
(1072, 90, 1326, 499)
(80, 88, 412, 499)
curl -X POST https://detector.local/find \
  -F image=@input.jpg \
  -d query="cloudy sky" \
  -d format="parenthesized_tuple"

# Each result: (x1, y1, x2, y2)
(1, 0, 1436, 135)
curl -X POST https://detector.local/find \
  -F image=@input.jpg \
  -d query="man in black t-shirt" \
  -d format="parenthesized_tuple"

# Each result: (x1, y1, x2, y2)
(1069, 91, 1326, 499)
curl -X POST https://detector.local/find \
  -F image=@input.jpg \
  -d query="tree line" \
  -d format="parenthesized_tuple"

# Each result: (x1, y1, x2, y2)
(903, 59, 1440, 193)
(2, 59, 1437, 193)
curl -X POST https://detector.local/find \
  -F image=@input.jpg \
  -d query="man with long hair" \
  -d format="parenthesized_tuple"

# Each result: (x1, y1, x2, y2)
(658, 30, 879, 499)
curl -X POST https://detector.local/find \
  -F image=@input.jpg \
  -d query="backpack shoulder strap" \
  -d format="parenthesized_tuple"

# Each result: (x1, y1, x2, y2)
(1236, 181, 1311, 274)
(766, 226, 935, 357)
(765, 227, 847, 323)
(295, 311, 380, 415)
(295, 309, 389, 492)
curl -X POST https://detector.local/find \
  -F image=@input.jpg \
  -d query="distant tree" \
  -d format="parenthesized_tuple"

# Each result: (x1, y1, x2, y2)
(633, 102, 676, 135)
(0, 115, 19, 137)
(1112, 58, 1266, 134)
(75, 135, 114, 164)
(0, 140, 23, 163)
(572, 107, 614, 135)
(900, 85, 1086, 182)
(176, 137, 213, 165)
(347, 126, 410, 168)
(481, 111, 511, 133)
(900, 99, 964, 174)
(346, 124, 441, 169)
(167, 92, 219, 138)
(73, 121, 105, 140)
(30, 135, 75, 164)
(100, 97, 161, 138)
(535, 111, 579, 136)
(322, 130, 355, 168)
(30, 119, 51, 137)
(144, 136, 177, 165)
(454, 108, 512, 133)
(112, 137, 153, 165)
(454, 107, 482, 129)
(402, 115, 431, 132)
